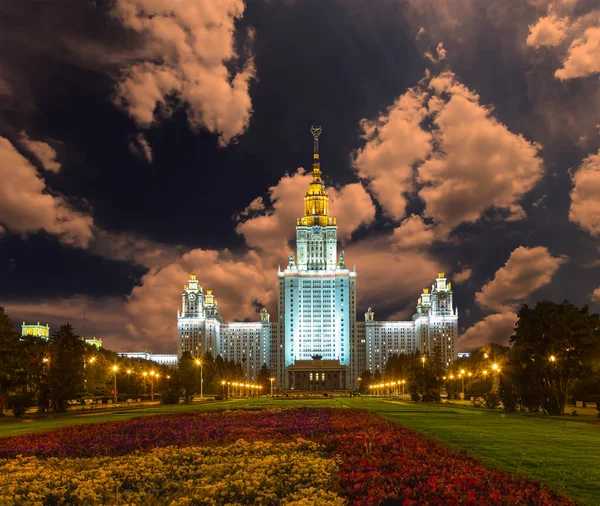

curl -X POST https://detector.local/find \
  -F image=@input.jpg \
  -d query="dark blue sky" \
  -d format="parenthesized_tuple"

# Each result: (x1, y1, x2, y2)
(1, 0, 598, 352)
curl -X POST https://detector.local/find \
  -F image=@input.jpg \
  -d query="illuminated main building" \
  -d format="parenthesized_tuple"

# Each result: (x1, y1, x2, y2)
(177, 128, 458, 388)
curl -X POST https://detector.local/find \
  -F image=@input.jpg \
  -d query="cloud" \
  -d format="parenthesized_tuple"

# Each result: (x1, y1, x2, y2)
(526, 13, 569, 48)
(526, 2, 600, 81)
(569, 149, 600, 236)
(0, 136, 94, 248)
(112, 0, 255, 146)
(555, 26, 600, 80)
(90, 229, 185, 269)
(592, 287, 600, 303)
(424, 42, 447, 63)
(459, 312, 518, 351)
(475, 246, 567, 312)
(391, 214, 436, 251)
(18, 132, 61, 172)
(418, 72, 544, 234)
(352, 88, 432, 220)
(353, 71, 543, 234)
(453, 268, 472, 283)
(128, 133, 153, 163)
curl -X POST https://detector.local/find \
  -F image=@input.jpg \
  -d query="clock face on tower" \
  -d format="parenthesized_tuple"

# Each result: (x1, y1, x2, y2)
(438, 291, 447, 300)
(188, 293, 196, 302)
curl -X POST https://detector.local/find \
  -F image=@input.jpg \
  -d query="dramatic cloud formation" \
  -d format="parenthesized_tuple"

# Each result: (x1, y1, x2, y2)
(555, 26, 600, 80)
(453, 268, 472, 284)
(592, 287, 600, 303)
(526, 12, 569, 48)
(526, 2, 600, 80)
(0, 137, 94, 248)
(459, 312, 517, 351)
(391, 215, 436, 251)
(18, 132, 61, 172)
(112, 0, 255, 145)
(353, 71, 543, 235)
(569, 149, 600, 236)
(352, 88, 431, 220)
(475, 246, 567, 312)
(419, 72, 543, 233)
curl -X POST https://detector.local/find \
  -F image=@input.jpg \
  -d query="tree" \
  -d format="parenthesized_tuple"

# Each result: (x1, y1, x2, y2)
(0, 308, 28, 414)
(47, 324, 86, 412)
(507, 301, 600, 415)
(178, 352, 197, 403)
(358, 370, 372, 394)
(257, 363, 271, 396)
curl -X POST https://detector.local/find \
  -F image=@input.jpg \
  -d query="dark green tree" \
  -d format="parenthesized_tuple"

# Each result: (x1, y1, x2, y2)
(358, 370, 372, 394)
(178, 351, 197, 403)
(47, 324, 86, 412)
(507, 301, 600, 415)
(257, 363, 271, 396)
(0, 308, 29, 415)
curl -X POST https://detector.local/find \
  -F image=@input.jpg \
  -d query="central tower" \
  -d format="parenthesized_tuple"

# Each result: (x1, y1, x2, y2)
(296, 126, 338, 270)
(279, 127, 357, 385)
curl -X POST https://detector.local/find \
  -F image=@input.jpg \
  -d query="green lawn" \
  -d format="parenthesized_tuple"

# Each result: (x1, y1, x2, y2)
(2, 397, 599, 504)
(339, 398, 600, 505)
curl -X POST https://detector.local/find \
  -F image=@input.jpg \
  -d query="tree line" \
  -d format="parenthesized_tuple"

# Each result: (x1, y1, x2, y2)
(0, 307, 270, 415)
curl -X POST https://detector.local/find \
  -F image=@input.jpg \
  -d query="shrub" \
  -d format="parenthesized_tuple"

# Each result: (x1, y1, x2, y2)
(410, 391, 421, 402)
(7, 394, 33, 417)
(485, 392, 501, 409)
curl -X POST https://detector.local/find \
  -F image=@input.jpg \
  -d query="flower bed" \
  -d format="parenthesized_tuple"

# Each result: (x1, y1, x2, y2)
(0, 408, 574, 505)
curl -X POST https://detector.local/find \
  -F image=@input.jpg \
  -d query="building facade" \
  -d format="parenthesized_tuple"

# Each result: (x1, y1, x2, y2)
(176, 128, 458, 388)
(118, 351, 179, 367)
(21, 322, 50, 339)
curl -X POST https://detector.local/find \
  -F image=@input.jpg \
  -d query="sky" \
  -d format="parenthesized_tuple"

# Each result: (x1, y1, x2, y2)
(1, 0, 599, 354)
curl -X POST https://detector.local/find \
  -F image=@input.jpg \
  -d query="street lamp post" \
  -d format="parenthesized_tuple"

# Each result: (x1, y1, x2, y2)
(402, 380, 406, 396)
(421, 356, 426, 369)
(112, 365, 118, 404)
(149, 370, 156, 401)
(195, 359, 203, 400)
(270, 377, 275, 397)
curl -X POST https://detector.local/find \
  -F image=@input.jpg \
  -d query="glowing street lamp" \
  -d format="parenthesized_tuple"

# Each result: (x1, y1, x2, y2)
(550, 355, 556, 363)
(459, 370, 466, 399)
(269, 377, 275, 397)
(492, 363, 499, 371)
(112, 365, 118, 404)
(421, 356, 426, 368)
(401, 379, 406, 396)
(195, 359, 203, 399)
(149, 370, 156, 401)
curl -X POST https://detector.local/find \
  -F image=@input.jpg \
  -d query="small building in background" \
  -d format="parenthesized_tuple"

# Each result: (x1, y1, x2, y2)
(118, 351, 178, 367)
(21, 322, 50, 339)
(85, 337, 103, 349)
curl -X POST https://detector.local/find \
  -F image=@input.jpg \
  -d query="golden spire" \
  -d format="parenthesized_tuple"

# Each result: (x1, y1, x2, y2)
(297, 126, 336, 227)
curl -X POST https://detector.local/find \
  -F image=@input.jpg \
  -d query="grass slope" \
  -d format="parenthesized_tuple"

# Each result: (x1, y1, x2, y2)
(340, 398, 600, 505)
